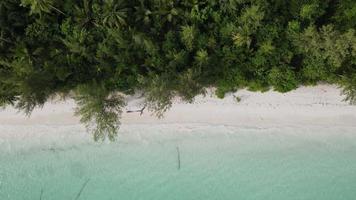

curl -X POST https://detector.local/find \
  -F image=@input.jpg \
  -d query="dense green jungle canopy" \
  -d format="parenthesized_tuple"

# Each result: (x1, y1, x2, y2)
(0, 0, 355, 140)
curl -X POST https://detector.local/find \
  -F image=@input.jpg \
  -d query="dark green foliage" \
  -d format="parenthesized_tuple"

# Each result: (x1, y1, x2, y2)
(268, 67, 298, 92)
(74, 82, 125, 141)
(0, 0, 355, 140)
(342, 75, 356, 105)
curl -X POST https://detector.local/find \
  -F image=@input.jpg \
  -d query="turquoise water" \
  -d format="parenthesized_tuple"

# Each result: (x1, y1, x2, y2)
(1, 124, 356, 200)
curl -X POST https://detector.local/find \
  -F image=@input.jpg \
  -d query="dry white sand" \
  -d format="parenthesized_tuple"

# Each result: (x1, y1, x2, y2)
(0, 84, 355, 130)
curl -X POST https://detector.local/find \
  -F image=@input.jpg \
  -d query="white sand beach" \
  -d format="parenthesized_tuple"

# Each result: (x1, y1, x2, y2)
(1, 84, 355, 128)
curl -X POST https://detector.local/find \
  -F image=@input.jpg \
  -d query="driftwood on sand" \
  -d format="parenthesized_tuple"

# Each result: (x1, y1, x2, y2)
(126, 104, 146, 116)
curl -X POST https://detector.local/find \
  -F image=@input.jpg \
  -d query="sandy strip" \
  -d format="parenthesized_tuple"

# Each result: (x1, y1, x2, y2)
(0, 85, 355, 129)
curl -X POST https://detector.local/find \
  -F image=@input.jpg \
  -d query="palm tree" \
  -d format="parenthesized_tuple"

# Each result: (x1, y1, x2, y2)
(134, 0, 152, 25)
(20, 0, 65, 15)
(74, 0, 96, 29)
(101, 0, 128, 28)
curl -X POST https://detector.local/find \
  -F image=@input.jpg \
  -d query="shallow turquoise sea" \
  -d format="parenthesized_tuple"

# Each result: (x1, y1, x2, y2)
(1, 124, 356, 200)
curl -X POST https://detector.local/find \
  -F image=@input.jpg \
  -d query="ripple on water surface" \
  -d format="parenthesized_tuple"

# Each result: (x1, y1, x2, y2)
(1, 124, 356, 200)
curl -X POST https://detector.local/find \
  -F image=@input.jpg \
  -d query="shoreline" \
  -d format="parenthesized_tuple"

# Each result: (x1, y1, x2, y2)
(1, 84, 355, 127)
